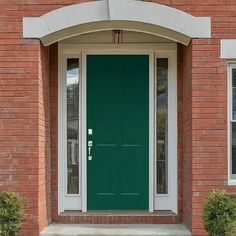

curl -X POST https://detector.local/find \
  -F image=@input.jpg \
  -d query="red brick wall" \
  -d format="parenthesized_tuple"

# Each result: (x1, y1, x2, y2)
(191, 39, 228, 236)
(38, 43, 51, 232)
(49, 43, 58, 223)
(1, 0, 236, 235)
(0, 2, 52, 235)
(177, 44, 184, 224)
(182, 42, 193, 231)
(0, 40, 51, 236)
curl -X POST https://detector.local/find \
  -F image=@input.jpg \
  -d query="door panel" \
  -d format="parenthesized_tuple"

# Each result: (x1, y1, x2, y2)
(87, 55, 149, 210)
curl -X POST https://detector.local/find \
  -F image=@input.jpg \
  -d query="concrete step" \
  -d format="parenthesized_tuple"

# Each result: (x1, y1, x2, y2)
(40, 224, 192, 236)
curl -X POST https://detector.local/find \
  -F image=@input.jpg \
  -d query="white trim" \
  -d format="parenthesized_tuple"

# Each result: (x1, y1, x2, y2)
(228, 180, 236, 185)
(58, 43, 177, 213)
(23, 0, 211, 46)
(221, 40, 236, 59)
(81, 52, 87, 212)
(59, 43, 177, 51)
(154, 51, 178, 214)
(221, 47, 236, 185)
(228, 64, 231, 185)
(58, 46, 82, 213)
(83, 49, 154, 213)
(149, 53, 155, 213)
(228, 63, 236, 185)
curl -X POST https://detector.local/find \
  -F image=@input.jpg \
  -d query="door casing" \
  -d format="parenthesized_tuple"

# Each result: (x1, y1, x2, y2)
(82, 50, 154, 212)
(58, 43, 177, 214)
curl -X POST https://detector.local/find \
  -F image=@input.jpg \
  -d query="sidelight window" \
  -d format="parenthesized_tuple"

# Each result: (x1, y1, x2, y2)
(156, 58, 168, 194)
(229, 65, 236, 181)
(67, 58, 80, 194)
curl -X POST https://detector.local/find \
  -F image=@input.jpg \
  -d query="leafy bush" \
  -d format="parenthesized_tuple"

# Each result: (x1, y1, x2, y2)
(202, 190, 236, 236)
(0, 192, 24, 236)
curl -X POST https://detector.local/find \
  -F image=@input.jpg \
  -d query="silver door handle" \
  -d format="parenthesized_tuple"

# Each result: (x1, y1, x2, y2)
(88, 141, 93, 161)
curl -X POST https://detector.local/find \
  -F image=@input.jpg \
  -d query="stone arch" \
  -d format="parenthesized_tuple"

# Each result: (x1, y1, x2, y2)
(23, 0, 211, 46)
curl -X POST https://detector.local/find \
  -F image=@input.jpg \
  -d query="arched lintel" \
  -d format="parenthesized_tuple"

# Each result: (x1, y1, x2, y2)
(23, 0, 211, 46)
(41, 21, 192, 46)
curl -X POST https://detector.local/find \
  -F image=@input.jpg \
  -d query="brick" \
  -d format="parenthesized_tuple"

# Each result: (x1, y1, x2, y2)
(1, 1, 236, 236)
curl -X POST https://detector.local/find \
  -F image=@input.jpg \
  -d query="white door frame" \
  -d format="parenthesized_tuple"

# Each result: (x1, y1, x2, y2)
(58, 43, 177, 214)
(154, 50, 178, 213)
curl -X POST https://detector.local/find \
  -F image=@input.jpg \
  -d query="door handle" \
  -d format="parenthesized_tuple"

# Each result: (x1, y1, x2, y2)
(88, 141, 93, 161)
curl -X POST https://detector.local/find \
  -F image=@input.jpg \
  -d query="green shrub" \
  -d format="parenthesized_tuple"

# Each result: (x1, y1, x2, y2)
(202, 190, 236, 236)
(0, 192, 24, 236)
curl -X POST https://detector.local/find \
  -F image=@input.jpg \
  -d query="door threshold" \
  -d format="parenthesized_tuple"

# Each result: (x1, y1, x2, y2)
(61, 210, 176, 217)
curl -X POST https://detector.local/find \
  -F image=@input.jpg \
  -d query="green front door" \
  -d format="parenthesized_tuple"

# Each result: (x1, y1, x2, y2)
(87, 55, 149, 210)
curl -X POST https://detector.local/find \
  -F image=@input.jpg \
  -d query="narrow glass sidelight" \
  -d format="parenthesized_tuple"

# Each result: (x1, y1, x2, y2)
(156, 58, 168, 194)
(67, 58, 80, 194)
